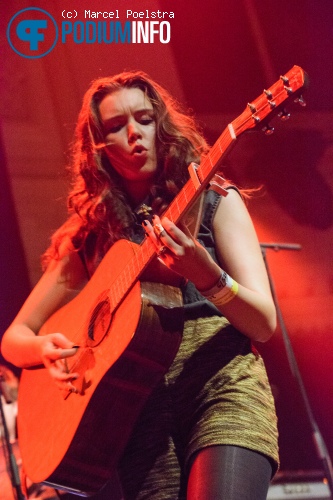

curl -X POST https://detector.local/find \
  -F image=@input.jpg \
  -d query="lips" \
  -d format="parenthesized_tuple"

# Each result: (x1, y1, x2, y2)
(131, 145, 147, 155)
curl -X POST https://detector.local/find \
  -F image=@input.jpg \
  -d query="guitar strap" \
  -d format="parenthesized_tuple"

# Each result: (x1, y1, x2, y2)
(183, 173, 229, 239)
(182, 190, 205, 239)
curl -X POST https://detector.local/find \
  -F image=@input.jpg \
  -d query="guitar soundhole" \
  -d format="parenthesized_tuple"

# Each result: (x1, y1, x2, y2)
(87, 298, 112, 347)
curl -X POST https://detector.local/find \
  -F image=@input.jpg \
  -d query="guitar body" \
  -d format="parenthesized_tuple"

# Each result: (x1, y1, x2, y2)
(17, 239, 184, 495)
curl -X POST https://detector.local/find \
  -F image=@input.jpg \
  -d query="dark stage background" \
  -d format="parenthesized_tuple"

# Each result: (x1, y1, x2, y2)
(1, 0, 332, 478)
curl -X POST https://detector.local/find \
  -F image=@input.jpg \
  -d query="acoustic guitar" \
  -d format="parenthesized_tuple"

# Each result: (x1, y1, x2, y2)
(17, 65, 308, 495)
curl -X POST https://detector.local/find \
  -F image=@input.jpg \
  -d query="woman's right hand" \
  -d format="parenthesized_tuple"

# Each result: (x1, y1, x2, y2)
(39, 333, 80, 393)
(1, 243, 88, 376)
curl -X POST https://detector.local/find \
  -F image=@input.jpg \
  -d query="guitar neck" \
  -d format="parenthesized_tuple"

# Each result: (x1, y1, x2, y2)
(108, 65, 308, 314)
(165, 124, 237, 223)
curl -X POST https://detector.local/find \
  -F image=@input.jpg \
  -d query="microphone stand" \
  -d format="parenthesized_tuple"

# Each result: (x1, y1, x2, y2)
(0, 370, 25, 500)
(261, 242, 333, 499)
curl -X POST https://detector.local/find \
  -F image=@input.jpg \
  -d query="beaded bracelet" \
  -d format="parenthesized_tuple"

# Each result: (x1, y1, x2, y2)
(200, 270, 239, 306)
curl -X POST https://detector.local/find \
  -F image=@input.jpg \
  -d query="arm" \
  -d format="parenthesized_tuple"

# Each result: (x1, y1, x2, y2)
(1, 242, 89, 388)
(210, 188, 276, 341)
(144, 189, 276, 342)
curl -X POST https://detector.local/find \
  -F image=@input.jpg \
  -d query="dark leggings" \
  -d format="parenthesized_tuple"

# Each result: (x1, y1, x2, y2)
(187, 445, 273, 500)
(61, 445, 273, 499)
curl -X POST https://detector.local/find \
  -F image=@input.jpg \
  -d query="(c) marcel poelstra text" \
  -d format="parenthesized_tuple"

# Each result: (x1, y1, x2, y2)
(60, 10, 174, 43)
(83, 10, 175, 19)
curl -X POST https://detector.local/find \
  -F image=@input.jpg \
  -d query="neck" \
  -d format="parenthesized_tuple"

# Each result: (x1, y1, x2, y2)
(123, 178, 152, 208)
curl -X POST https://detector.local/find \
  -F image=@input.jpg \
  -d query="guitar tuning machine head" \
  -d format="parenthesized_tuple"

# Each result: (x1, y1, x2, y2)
(294, 95, 307, 107)
(278, 109, 291, 121)
(280, 75, 290, 85)
(247, 102, 257, 113)
(264, 89, 273, 100)
(262, 124, 275, 136)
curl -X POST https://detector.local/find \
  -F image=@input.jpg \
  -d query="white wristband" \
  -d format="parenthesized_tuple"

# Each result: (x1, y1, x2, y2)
(200, 270, 239, 306)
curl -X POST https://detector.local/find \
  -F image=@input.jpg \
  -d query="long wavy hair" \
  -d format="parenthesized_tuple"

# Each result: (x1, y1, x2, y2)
(42, 71, 209, 268)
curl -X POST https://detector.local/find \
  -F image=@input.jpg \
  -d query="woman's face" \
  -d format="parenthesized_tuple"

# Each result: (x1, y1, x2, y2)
(98, 87, 157, 184)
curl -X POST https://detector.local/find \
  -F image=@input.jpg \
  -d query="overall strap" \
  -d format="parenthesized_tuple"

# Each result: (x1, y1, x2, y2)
(184, 173, 229, 238)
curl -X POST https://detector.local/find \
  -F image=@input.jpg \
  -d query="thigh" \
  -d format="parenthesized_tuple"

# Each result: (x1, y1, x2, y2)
(187, 445, 273, 500)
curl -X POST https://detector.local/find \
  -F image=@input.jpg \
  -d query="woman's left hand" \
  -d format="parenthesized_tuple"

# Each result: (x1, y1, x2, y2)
(143, 215, 221, 291)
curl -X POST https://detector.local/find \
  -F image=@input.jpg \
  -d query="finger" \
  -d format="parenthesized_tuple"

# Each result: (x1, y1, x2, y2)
(155, 216, 189, 259)
(49, 332, 79, 349)
(44, 345, 79, 362)
(157, 245, 169, 258)
(177, 219, 196, 239)
(161, 217, 190, 244)
(152, 219, 166, 238)
(161, 218, 198, 257)
(49, 364, 79, 381)
(143, 220, 161, 249)
(55, 379, 79, 394)
(151, 216, 176, 256)
(151, 215, 168, 236)
(60, 346, 80, 359)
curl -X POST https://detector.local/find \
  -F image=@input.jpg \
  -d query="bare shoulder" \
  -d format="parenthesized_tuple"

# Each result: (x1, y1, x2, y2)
(213, 188, 254, 230)
(46, 236, 88, 289)
(212, 189, 258, 248)
(212, 189, 269, 293)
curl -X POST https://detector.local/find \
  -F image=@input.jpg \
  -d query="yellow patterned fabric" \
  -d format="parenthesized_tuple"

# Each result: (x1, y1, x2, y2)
(169, 316, 278, 467)
(118, 316, 279, 499)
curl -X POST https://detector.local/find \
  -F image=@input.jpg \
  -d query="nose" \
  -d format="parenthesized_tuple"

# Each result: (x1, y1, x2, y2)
(127, 121, 142, 143)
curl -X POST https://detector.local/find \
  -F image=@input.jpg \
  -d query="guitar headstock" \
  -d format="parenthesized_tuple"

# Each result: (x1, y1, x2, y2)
(232, 65, 309, 137)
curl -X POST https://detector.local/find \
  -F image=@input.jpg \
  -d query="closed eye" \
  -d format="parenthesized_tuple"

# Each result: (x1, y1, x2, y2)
(135, 109, 155, 125)
(103, 110, 155, 134)
(139, 117, 154, 125)
(106, 124, 123, 133)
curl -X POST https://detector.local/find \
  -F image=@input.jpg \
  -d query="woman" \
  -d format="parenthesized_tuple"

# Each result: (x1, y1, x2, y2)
(1, 71, 278, 499)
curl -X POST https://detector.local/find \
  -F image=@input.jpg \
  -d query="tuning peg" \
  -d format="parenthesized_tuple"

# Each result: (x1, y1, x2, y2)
(262, 124, 275, 135)
(264, 89, 273, 99)
(247, 102, 257, 113)
(278, 109, 291, 121)
(294, 95, 307, 107)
